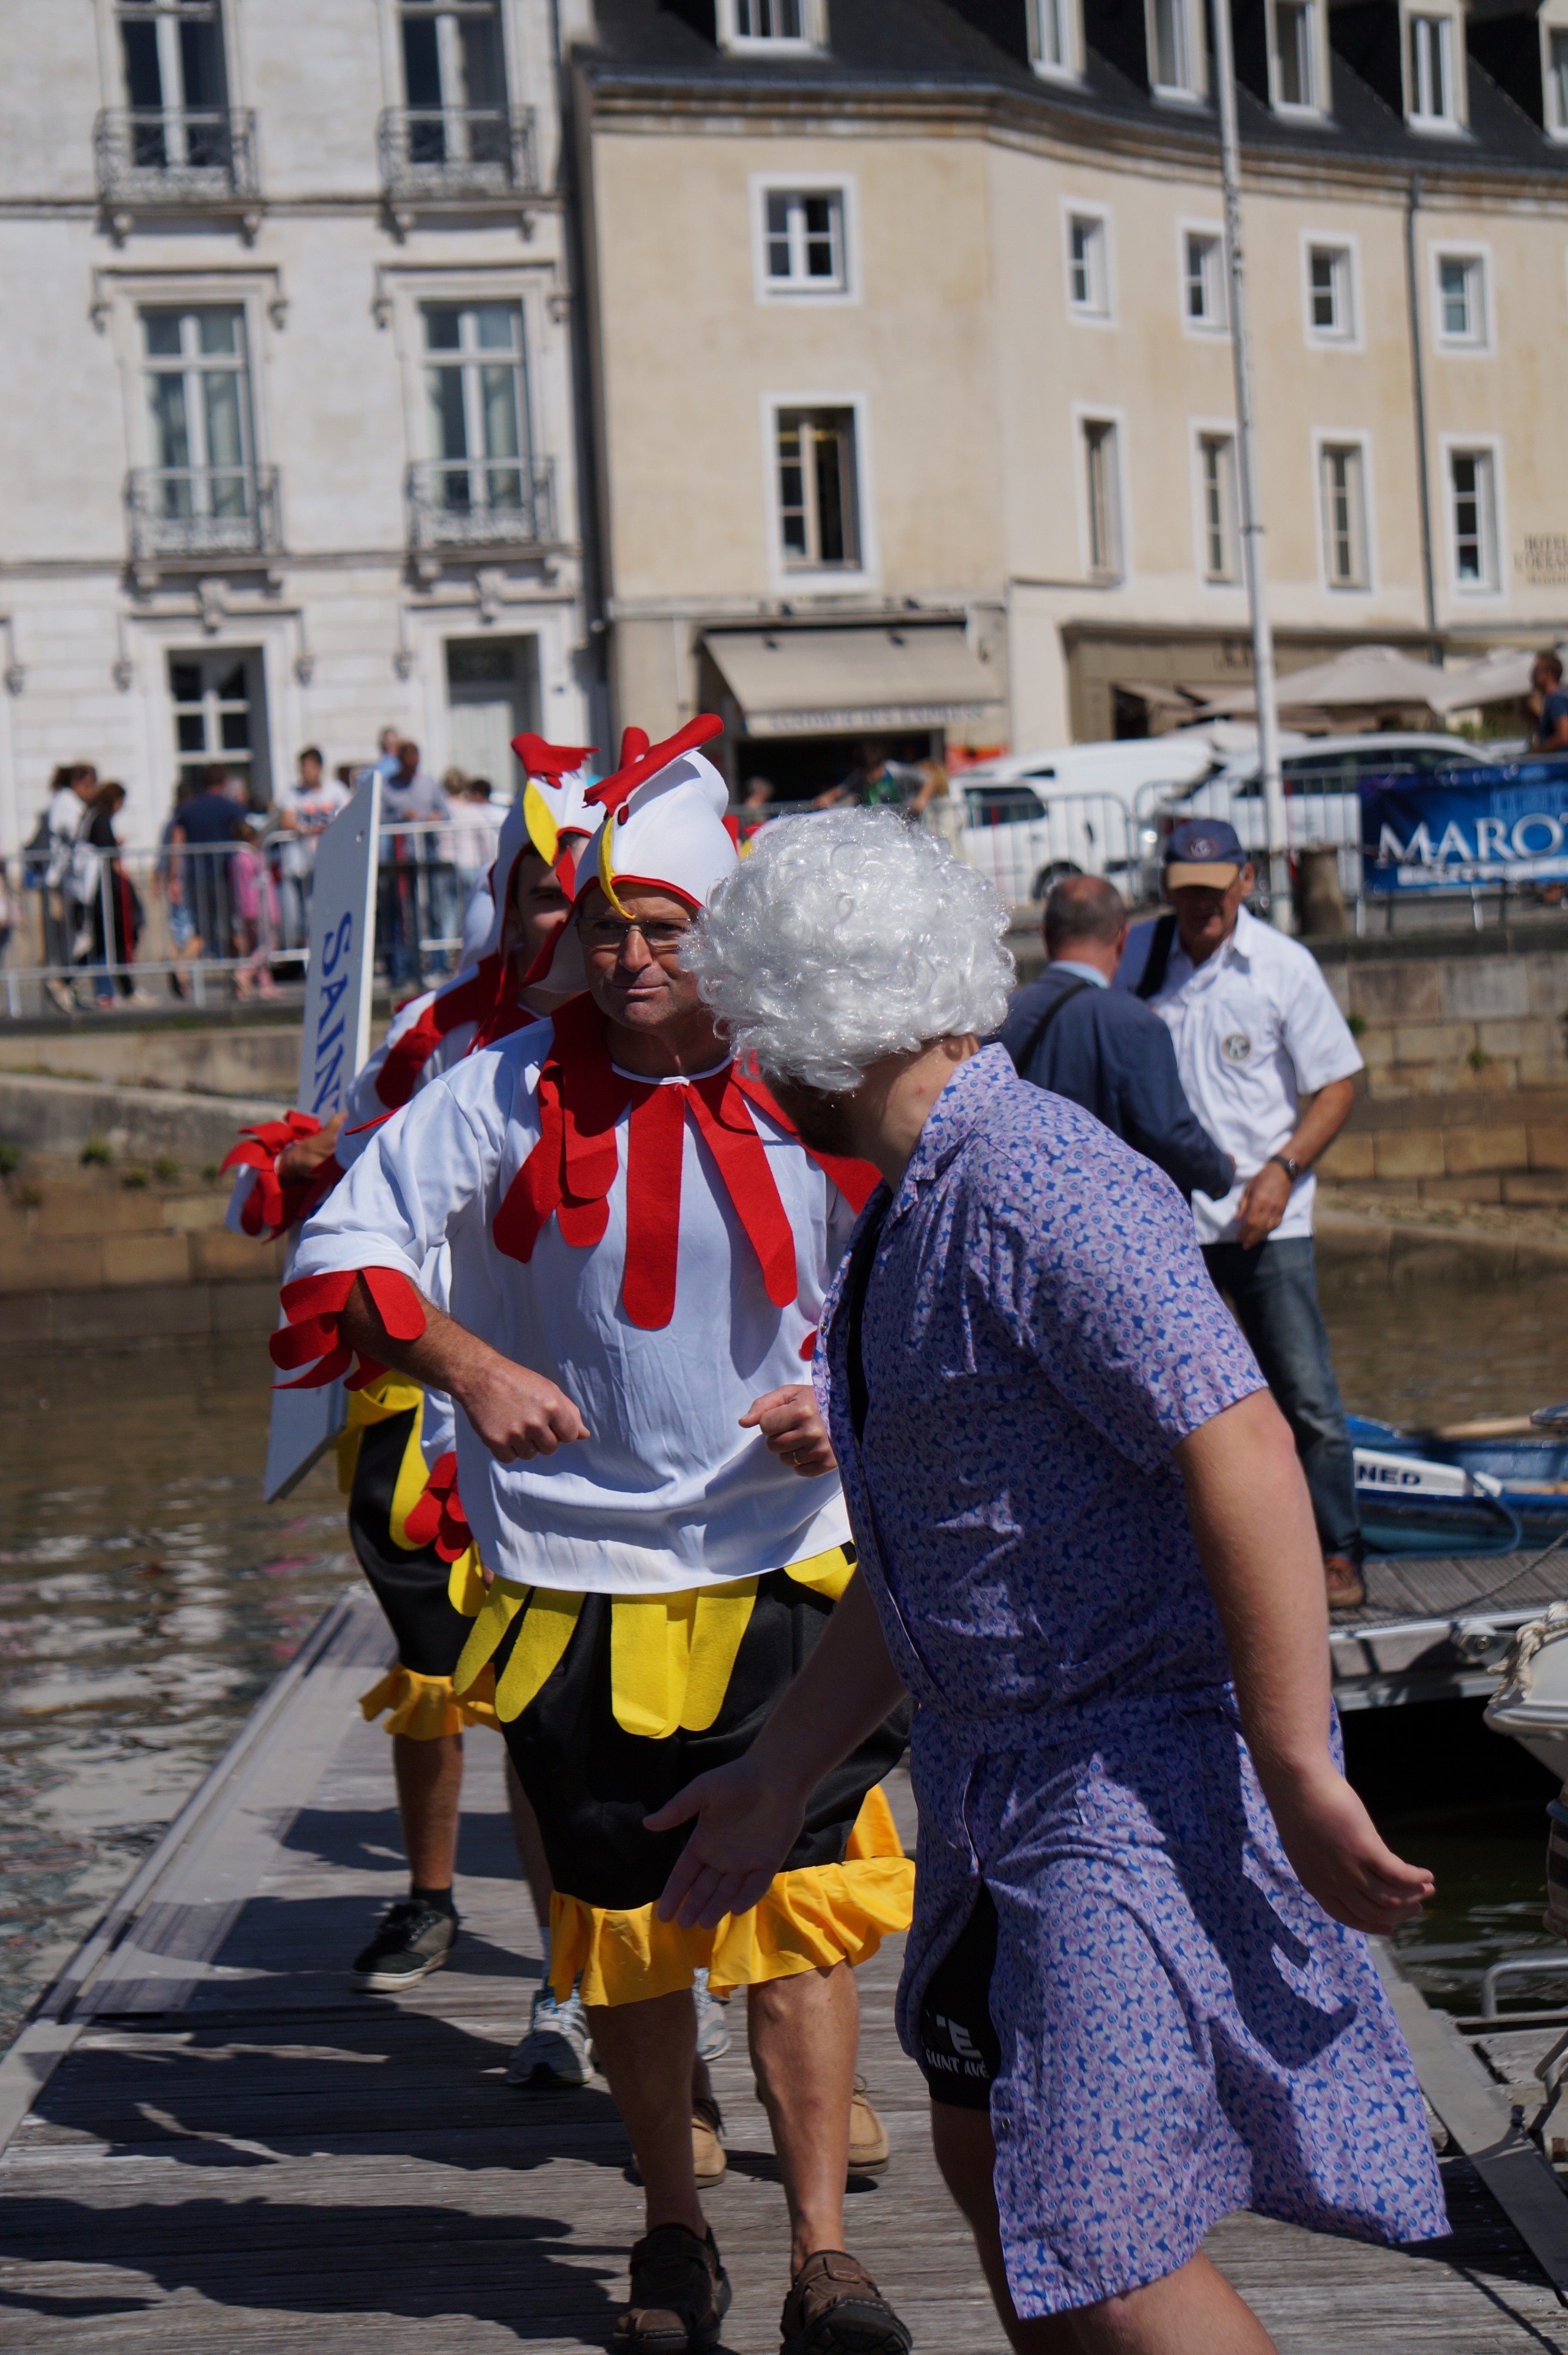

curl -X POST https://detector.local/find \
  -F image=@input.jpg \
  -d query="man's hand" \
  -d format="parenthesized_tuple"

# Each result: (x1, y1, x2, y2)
(740, 1383, 836, 1477)
(1262, 1762, 1433, 1935)
(277, 1111, 346, 1186)
(458, 1355, 591, 1463)
(646, 1754, 807, 1929)
(1234, 1158, 1292, 1248)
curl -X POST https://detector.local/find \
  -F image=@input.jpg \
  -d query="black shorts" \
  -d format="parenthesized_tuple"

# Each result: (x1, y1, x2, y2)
(346, 1409, 472, 1680)
(496, 1564, 913, 1912)
(916, 1884, 1002, 2109)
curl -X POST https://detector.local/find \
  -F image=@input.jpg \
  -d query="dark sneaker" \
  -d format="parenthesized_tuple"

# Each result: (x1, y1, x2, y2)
(1324, 1554, 1366, 1613)
(614, 2222, 731, 2353)
(780, 2251, 912, 2355)
(350, 1897, 458, 1991)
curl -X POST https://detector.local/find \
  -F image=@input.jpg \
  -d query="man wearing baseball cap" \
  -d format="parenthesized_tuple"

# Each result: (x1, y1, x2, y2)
(1118, 820, 1368, 1610)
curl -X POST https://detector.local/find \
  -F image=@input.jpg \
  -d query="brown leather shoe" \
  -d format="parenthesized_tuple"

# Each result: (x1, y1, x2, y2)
(780, 2250, 912, 2355)
(1324, 1554, 1366, 1612)
(847, 2075, 889, 2177)
(692, 2092, 727, 2187)
(614, 2223, 731, 2353)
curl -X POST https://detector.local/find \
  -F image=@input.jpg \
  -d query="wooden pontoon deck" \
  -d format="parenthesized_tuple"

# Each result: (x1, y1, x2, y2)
(2, 1586, 1568, 2350)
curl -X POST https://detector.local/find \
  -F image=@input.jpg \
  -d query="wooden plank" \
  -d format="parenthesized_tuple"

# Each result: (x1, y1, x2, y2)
(1374, 1939, 1568, 2303)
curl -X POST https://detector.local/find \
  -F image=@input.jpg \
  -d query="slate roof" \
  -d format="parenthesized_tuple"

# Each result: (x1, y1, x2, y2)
(584, 0, 1568, 183)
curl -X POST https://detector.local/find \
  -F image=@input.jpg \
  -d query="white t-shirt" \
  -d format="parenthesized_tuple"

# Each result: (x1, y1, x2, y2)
(291, 1020, 856, 1593)
(278, 777, 350, 835)
(1140, 905, 1363, 1246)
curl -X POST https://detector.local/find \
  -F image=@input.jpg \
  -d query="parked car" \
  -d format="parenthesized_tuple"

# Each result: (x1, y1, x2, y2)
(954, 736, 1229, 905)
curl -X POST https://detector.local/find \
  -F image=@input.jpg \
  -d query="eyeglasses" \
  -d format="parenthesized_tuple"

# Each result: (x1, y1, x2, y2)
(581, 915, 693, 959)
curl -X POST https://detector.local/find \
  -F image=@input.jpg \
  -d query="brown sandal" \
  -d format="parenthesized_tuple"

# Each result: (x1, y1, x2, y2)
(780, 2249, 911, 2355)
(692, 2092, 727, 2186)
(614, 2222, 731, 2353)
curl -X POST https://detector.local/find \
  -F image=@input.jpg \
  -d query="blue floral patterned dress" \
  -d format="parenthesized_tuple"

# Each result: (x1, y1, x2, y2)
(816, 1046, 1447, 2318)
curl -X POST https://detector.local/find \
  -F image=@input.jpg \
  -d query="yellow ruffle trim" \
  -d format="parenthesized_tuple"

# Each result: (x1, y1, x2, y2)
(452, 1544, 857, 1734)
(359, 1660, 500, 1739)
(550, 1783, 914, 2006)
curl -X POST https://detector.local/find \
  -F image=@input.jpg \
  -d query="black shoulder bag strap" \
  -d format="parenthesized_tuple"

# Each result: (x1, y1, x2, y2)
(844, 1196, 891, 1447)
(1133, 910, 1178, 1001)
(1005, 974, 1093, 1077)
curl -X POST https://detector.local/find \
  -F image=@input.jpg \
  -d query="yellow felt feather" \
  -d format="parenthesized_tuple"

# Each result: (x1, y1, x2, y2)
(522, 780, 559, 866)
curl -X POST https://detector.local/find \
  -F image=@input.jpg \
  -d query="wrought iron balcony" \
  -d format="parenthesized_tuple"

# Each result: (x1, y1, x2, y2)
(125, 466, 281, 566)
(406, 458, 556, 555)
(377, 105, 537, 203)
(94, 108, 259, 207)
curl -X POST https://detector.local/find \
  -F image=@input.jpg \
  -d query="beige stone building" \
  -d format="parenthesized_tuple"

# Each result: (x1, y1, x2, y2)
(572, 0, 1568, 785)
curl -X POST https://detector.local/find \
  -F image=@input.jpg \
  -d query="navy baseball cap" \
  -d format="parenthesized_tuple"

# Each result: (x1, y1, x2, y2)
(1164, 817, 1245, 889)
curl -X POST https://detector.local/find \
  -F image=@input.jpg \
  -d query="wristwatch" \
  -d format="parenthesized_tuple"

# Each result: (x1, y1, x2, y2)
(1270, 1153, 1304, 1182)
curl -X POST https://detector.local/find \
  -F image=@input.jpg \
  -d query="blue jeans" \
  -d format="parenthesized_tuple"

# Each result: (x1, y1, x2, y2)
(1201, 1236, 1361, 1563)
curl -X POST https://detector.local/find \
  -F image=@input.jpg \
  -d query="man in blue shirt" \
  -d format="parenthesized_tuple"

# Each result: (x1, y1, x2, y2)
(999, 875, 1232, 1200)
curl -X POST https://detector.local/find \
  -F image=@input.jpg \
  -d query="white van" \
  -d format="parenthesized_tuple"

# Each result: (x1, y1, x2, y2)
(952, 736, 1226, 905)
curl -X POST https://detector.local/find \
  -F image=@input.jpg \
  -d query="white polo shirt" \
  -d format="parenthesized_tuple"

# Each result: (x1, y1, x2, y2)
(1138, 905, 1363, 1246)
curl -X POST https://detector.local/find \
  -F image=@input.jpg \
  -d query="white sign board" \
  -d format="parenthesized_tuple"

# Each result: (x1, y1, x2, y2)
(263, 774, 382, 1502)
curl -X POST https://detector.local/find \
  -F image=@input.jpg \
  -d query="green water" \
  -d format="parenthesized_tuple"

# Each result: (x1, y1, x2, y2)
(0, 1269, 1565, 2045)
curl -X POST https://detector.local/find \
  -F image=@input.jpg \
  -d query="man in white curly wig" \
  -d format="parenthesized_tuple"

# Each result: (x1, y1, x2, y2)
(657, 810, 1448, 2354)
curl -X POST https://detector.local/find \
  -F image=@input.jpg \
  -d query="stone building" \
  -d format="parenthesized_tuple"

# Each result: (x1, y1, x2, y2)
(571, 0, 1568, 788)
(0, 0, 595, 851)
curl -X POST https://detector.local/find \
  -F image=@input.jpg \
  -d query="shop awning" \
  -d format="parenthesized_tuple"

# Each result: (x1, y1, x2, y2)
(705, 625, 1005, 739)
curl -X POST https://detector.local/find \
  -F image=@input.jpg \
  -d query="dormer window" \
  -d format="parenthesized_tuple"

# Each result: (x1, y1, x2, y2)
(1148, 0, 1205, 99)
(1270, 0, 1325, 111)
(718, 0, 826, 51)
(1031, 0, 1082, 80)
(1406, 8, 1463, 127)
(1546, 20, 1568, 138)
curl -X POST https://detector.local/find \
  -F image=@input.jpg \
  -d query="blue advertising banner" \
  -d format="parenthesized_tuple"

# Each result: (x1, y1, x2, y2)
(1361, 759, 1568, 893)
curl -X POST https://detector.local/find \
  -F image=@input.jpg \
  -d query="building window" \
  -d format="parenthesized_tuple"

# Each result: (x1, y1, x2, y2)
(1319, 442, 1369, 588)
(1032, 0, 1076, 76)
(141, 306, 255, 521)
(117, 0, 231, 168)
(1068, 213, 1110, 317)
(1149, 0, 1198, 93)
(1083, 419, 1123, 579)
(1436, 251, 1487, 346)
(720, 0, 824, 47)
(1549, 26, 1568, 135)
(1199, 434, 1241, 581)
(422, 301, 532, 518)
(1449, 448, 1499, 588)
(1408, 11, 1457, 122)
(1307, 244, 1354, 339)
(1185, 231, 1226, 327)
(398, 1, 508, 168)
(169, 652, 265, 802)
(764, 190, 846, 293)
(1273, 0, 1318, 106)
(776, 409, 861, 570)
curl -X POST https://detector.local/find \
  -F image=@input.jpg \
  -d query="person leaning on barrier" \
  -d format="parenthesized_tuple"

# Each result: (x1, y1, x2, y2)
(999, 874, 1234, 1202)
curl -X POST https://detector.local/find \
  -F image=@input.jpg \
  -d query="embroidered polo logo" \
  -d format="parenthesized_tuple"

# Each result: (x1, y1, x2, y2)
(1222, 1031, 1252, 1064)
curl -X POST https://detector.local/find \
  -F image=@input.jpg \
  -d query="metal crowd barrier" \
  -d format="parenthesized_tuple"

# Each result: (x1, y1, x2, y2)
(0, 812, 505, 1017)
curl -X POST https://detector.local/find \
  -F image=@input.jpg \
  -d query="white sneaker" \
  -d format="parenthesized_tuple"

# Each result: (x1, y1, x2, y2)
(508, 1982, 594, 2088)
(694, 1966, 731, 2063)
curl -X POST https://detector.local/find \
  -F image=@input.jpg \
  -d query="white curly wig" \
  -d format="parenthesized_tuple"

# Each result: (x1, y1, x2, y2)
(684, 808, 1015, 1092)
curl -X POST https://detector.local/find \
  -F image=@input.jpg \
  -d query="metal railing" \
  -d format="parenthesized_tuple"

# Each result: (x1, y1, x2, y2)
(94, 107, 259, 205)
(377, 105, 537, 201)
(406, 457, 555, 553)
(125, 465, 282, 564)
(0, 812, 506, 1019)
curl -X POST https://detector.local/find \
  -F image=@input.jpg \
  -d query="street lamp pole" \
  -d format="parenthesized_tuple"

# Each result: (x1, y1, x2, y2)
(1211, 0, 1291, 930)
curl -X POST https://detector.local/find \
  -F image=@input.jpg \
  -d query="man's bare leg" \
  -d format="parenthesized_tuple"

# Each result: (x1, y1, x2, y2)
(931, 2105, 1277, 2355)
(748, 1961, 859, 2273)
(392, 1729, 463, 1888)
(589, 1989, 707, 2237)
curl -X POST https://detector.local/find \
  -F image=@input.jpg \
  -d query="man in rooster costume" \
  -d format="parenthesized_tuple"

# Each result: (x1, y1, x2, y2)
(225, 741, 610, 2074)
(279, 717, 916, 2355)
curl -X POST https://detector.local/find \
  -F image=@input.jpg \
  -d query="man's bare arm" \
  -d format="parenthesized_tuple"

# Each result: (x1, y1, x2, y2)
(647, 1569, 906, 1929)
(1175, 1387, 1432, 1933)
(1235, 1074, 1355, 1247)
(339, 1270, 590, 1461)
